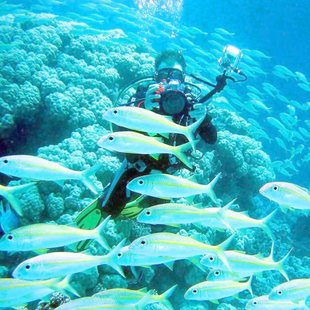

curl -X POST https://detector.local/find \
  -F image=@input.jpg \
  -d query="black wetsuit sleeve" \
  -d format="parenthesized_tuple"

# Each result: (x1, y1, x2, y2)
(197, 114, 217, 144)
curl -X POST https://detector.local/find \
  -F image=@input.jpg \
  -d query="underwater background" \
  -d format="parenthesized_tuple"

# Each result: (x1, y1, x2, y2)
(0, 0, 309, 309)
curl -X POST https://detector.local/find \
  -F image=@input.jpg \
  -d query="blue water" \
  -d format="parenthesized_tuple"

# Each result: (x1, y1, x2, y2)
(0, 0, 309, 309)
(182, 0, 310, 77)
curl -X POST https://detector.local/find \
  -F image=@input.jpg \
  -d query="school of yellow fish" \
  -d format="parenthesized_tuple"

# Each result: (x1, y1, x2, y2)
(0, 0, 310, 308)
(0, 105, 309, 309)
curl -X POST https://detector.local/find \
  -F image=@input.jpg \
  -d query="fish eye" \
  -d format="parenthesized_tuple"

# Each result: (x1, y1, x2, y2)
(215, 271, 220, 276)
(140, 240, 146, 245)
(117, 252, 122, 258)
(277, 290, 282, 295)
(209, 255, 215, 262)
(3, 159, 8, 164)
(7, 234, 13, 240)
(146, 210, 151, 216)
(138, 180, 144, 185)
(253, 301, 257, 305)
(192, 289, 198, 294)
(108, 136, 114, 141)
(25, 264, 31, 270)
(273, 186, 278, 191)
(113, 110, 118, 114)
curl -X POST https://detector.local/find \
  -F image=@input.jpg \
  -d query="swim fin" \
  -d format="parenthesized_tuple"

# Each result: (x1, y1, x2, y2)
(72, 195, 105, 252)
(120, 195, 146, 218)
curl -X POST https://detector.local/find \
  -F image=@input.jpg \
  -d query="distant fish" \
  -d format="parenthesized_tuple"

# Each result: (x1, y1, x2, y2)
(184, 277, 252, 302)
(0, 155, 102, 194)
(269, 278, 310, 302)
(0, 216, 111, 252)
(102, 106, 205, 151)
(0, 276, 78, 308)
(243, 48, 271, 59)
(273, 65, 295, 80)
(0, 182, 36, 216)
(259, 182, 310, 212)
(246, 295, 307, 309)
(214, 27, 235, 36)
(0, 199, 20, 233)
(127, 173, 221, 203)
(97, 131, 193, 169)
(13, 239, 126, 280)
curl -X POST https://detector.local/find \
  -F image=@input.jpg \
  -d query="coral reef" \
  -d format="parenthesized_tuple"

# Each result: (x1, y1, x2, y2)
(0, 11, 306, 310)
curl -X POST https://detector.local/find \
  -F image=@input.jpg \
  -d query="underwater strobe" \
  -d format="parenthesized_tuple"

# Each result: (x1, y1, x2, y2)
(218, 45, 243, 74)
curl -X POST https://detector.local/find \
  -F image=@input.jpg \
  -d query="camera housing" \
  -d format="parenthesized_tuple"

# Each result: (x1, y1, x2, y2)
(218, 45, 243, 72)
(156, 80, 188, 116)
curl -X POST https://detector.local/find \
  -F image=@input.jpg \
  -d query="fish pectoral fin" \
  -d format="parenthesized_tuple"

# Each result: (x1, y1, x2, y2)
(209, 299, 219, 304)
(55, 180, 65, 187)
(280, 204, 294, 213)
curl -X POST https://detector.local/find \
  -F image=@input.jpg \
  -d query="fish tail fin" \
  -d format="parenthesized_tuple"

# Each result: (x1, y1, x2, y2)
(216, 234, 235, 271)
(81, 162, 103, 194)
(246, 275, 254, 296)
(221, 198, 238, 211)
(55, 275, 80, 297)
(94, 215, 111, 250)
(158, 284, 177, 310)
(187, 114, 206, 151)
(173, 142, 193, 169)
(4, 182, 36, 216)
(104, 238, 126, 278)
(205, 173, 222, 204)
(277, 248, 293, 281)
(260, 209, 277, 242)
(136, 291, 152, 310)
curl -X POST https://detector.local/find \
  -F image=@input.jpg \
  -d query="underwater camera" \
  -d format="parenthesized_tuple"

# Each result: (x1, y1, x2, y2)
(156, 80, 188, 116)
(218, 45, 243, 72)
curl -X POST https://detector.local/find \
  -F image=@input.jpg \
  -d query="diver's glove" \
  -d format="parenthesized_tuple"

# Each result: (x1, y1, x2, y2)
(144, 84, 161, 110)
(189, 103, 207, 121)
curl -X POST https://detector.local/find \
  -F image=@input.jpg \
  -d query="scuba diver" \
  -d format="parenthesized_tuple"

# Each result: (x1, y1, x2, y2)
(74, 47, 246, 251)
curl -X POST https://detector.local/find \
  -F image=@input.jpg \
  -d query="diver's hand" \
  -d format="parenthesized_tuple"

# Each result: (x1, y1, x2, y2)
(189, 103, 207, 121)
(144, 84, 161, 110)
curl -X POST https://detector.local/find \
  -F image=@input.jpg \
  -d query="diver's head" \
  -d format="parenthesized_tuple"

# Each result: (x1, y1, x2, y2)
(154, 49, 186, 83)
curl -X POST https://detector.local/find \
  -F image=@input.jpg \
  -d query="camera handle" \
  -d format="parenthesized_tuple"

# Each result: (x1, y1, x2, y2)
(190, 68, 247, 104)
(198, 72, 234, 103)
